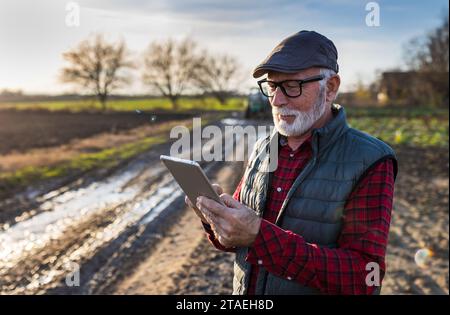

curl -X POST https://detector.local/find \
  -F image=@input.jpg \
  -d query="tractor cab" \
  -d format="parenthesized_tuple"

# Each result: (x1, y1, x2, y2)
(245, 87, 271, 119)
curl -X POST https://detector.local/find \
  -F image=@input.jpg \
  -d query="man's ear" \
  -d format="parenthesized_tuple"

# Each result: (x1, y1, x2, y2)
(326, 74, 340, 103)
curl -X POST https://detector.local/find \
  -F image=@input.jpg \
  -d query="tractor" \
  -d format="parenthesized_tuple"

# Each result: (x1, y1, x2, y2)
(244, 87, 271, 119)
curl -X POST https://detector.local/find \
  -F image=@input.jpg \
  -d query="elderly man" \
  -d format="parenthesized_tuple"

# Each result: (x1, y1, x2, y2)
(185, 30, 398, 295)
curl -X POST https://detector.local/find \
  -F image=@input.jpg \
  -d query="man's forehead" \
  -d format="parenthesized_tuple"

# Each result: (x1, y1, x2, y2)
(266, 67, 320, 80)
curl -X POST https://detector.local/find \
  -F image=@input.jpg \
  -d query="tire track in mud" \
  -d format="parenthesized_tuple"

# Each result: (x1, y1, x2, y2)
(82, 122, 253, 294)
(113, 161, 243, 295)
(0, 163, 170, 294)
(0, 118, 261, 294)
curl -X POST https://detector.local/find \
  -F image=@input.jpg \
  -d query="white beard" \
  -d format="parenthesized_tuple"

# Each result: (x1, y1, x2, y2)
(272, 87, 327, 137)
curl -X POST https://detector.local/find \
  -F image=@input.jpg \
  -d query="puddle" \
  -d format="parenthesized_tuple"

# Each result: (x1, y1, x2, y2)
(0, 167, 143, 262)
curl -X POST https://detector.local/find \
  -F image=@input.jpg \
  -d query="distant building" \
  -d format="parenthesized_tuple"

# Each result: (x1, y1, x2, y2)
(378, 71, 449, 106)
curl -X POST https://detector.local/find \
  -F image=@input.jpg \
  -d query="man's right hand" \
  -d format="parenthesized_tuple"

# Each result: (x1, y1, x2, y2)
(184, 183, 223, 224)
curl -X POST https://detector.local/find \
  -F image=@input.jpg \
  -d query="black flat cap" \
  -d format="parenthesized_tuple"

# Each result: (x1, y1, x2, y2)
(252, 30, 339, 78)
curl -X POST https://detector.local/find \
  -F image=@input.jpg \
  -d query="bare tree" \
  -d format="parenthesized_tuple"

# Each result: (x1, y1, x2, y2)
(192, 53, 241, 104)
(142, 38, 201, 110)
(403, 12, 449, 106)
(404, 12, 449, 72)
(60, 34, 133, 111)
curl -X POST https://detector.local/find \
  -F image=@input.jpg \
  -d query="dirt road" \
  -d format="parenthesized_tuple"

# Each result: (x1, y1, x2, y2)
(0, 117, 258, 294)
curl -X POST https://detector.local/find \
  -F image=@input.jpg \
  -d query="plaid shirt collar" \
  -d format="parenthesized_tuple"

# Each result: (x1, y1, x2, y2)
(278, 134, 313, 152)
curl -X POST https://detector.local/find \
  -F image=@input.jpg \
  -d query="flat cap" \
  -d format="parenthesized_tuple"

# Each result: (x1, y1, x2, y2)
(252, 30, 339, 78)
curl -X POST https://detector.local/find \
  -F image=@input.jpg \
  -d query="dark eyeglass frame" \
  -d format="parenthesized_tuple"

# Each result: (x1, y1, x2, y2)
(257, 74, 325, 98)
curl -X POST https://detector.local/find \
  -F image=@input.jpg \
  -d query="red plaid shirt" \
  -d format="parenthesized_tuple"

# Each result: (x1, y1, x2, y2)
(203, 134, 395, 295)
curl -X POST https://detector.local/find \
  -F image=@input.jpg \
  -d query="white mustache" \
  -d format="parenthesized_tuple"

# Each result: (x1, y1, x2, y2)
(272, 108, 300, 116)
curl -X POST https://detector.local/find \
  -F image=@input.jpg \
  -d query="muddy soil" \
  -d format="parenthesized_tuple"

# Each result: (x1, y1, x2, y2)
(0, 109, 193, 154)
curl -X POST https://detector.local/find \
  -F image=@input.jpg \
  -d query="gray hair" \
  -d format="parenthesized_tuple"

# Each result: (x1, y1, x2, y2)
(319, 68, 336, 87)
(319, 67, 338, 101)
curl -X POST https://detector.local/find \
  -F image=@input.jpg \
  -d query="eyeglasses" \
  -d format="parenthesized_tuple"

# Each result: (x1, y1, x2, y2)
(257, 75, 325, 98)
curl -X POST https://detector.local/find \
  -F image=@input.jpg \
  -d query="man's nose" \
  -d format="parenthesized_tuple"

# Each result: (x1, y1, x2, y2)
(270, 87, 287, 108)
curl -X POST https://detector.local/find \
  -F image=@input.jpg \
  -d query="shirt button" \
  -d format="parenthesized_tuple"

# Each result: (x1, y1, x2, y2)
(277, 187, 282, 192)
(289, 153, 294, 157)
(287, 276, 292, 281)
(258, 259, 263, 265)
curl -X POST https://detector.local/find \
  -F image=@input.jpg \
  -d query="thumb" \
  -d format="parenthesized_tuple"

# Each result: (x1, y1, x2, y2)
(212, 183, 223, 195)
(220, 193, 241, 209)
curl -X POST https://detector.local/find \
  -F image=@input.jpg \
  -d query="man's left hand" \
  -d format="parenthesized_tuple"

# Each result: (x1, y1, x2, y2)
(196, 194, 262, 248)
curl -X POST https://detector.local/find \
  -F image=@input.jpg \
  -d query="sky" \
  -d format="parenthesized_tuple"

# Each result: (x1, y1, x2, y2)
(0, 0, 448, 94)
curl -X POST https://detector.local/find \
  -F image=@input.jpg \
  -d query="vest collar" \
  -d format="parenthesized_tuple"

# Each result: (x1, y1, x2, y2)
(311, 103, 349, 155)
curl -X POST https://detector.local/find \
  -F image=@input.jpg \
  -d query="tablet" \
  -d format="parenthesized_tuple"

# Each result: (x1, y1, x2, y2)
(160, 155, 225, 208)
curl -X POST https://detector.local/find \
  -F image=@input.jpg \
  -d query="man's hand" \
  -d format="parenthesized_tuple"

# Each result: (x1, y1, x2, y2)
(196, 194, 262, 248)
(184, 183, 223, 224)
